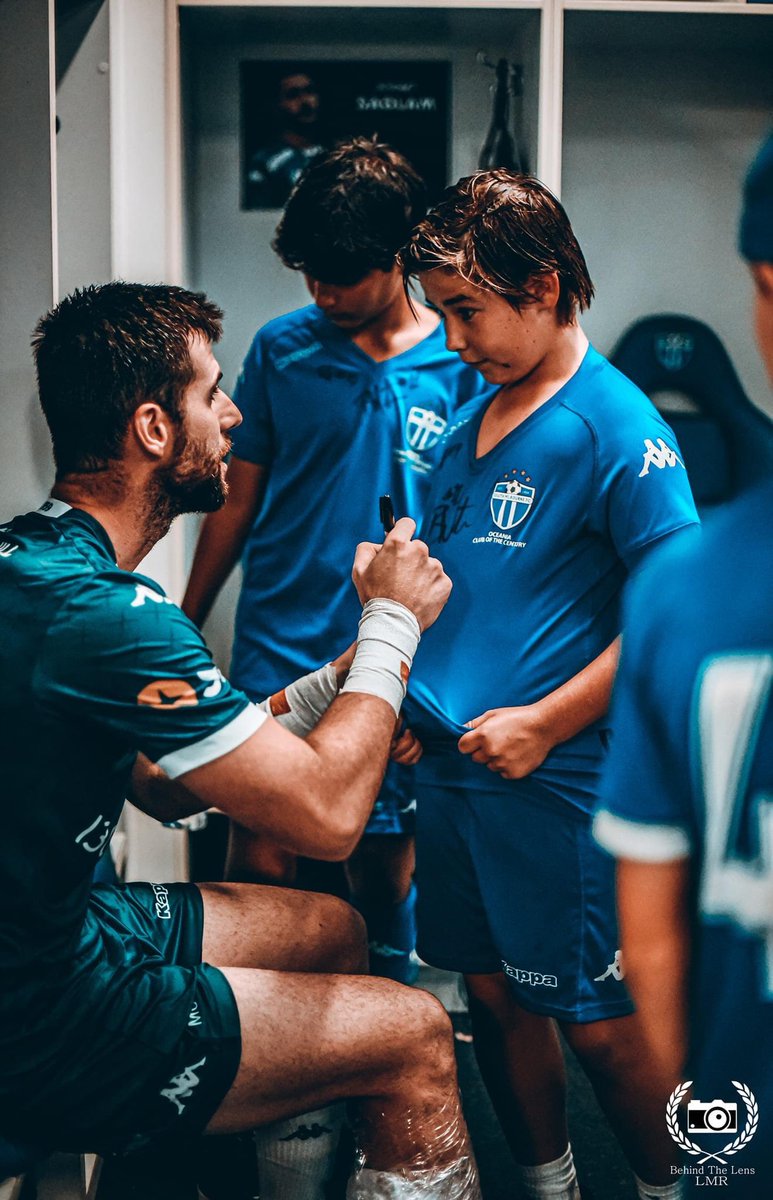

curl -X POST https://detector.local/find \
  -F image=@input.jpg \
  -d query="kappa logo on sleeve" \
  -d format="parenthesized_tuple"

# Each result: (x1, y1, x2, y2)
(131, 583, 175, 608)
(137, 680, 199, 708)
(638, 438, 685, 478)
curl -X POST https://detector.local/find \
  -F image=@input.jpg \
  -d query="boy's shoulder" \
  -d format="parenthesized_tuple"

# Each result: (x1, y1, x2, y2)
(561, 345, 657, 424)
(251, 305, 330, 360)
(559, 345, 676, 455)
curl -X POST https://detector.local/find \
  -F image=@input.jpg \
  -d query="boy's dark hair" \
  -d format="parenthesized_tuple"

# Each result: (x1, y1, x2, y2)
(273, 137, 427, 284)
(400, 171, 594, 324)
(32, 281, 223, 477)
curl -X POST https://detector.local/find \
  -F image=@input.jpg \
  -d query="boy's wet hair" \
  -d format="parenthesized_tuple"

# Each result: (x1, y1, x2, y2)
(32, 281, 223, 477)
(400, 171, 594, 325)
(273, 137, 427, 285)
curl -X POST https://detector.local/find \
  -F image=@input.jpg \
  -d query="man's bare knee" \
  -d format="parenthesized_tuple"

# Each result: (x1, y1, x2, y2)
(317, 894, 368, 974)
(386, 988, 456, 1084)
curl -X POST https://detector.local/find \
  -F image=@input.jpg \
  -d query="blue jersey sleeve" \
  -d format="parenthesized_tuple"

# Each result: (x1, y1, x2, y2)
(37, 572, 266, 779)
(588, 399, 699, 570)
(231, 330, 274, 466)
(594, 548, 695, 862)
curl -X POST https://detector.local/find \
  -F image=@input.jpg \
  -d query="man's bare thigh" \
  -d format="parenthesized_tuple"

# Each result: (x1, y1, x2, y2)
(199, 881, 366, 974)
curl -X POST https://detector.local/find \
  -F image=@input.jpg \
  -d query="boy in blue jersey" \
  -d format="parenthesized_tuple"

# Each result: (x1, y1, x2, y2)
(0, 281, 484, 1200)
(183, 138, 488, 984)
(594, 135, 773, 1196)
(399, 173, 700, 1200)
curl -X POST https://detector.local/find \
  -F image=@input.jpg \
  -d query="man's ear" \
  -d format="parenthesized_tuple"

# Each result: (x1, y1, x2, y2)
(753, 261, 773, 298)
(131, 402, 176, 461)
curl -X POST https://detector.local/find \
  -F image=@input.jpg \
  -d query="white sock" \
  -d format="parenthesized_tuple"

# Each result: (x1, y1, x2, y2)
(513, 1145, 581, 1199)
(634, 1175, 685, 1200)
(254, 1103, 345, 1200)
(346, 1163, 481, 1199)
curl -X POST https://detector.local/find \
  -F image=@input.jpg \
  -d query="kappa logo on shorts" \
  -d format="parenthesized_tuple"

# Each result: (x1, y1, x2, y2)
(594, 949, 624, 982)
(137, 679, 199, 709)
(151, 883, 172, 920)
(160, 1056, 207, 1116)
(502, 959, 558, 988)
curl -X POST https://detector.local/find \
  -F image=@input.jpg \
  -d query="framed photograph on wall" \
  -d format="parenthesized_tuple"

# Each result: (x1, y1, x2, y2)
(240, 60, 450, 210)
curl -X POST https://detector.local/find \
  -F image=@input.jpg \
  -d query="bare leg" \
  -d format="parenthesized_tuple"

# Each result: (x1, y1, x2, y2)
(465, 972, 569, 1165)
(198, 888, 477, 1192)
(200, 881, 366, 974)
(560, 1013, 678, 1185)
(347, 835, 417, 983)
(346, 835, 415, 908)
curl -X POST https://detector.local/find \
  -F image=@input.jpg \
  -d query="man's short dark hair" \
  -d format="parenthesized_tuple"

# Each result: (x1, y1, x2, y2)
(32, 281, 223, 478)
(272, 137, 427, 284)
(400, 171, 594, 325)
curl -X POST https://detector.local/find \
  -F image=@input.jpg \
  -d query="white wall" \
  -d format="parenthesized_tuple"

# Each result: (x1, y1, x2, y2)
(57, 1, 113, 297)
(0, 0, 57, 519)
(562, 13, 773, 414)
(181, 5, 541, 392)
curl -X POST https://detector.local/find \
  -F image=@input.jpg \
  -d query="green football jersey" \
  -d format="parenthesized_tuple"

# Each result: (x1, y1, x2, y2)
(0, 500, 262, 993)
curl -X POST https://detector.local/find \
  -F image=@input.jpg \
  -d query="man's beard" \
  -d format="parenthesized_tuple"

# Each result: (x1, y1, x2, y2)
(163, 459, 227, 515)
(152, 431, 230, 527)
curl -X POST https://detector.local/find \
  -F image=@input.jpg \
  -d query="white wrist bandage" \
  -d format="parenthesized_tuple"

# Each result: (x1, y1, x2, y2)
(258, 662, 339, 737)
(340, 599, 421, 717)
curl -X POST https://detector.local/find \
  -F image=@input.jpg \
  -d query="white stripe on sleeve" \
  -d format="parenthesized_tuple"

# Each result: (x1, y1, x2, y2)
(593, 809, 692, 863)
(157, 704, 267, 780)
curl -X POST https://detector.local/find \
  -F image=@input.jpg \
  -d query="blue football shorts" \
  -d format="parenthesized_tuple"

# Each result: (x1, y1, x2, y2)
(4, 882, 241, 1154)
(414, 765, 634, 1023)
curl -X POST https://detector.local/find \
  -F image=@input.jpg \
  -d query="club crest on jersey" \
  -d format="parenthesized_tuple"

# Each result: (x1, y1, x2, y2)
(490, 476, 535, 531)
(406, 406, 446, 452)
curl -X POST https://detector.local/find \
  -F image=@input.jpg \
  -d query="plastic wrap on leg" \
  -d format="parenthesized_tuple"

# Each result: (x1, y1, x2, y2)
(346, 1095, 480, 1199)
(346, 1162, 480, 1199)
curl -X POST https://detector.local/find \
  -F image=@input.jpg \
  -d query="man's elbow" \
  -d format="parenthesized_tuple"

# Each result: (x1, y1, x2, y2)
(308, 816, 362, 862)
(297, 798, 364, 862)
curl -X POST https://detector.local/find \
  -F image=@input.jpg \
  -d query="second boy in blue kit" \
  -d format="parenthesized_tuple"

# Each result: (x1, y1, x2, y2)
(183, 139, 488, 983)
(400, 173, 699, 1200)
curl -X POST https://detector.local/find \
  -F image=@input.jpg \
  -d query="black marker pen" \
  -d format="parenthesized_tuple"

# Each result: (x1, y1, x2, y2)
(379, 494, 395, 536)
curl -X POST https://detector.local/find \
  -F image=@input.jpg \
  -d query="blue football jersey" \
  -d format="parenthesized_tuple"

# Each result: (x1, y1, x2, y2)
(404, 345, 699, 800)
(595, 482, 773, 1188)
(229, 305, 490, 698)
